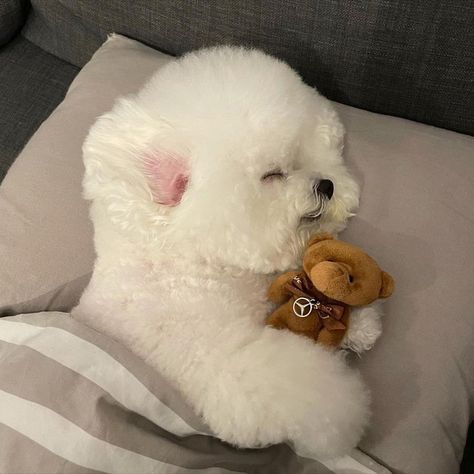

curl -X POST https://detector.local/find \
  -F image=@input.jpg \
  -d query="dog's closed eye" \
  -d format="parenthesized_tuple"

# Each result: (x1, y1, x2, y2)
(261, 169, 287, 182)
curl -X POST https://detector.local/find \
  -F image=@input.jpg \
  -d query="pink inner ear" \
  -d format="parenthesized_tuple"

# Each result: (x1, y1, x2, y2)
(143, 149, 189, 206)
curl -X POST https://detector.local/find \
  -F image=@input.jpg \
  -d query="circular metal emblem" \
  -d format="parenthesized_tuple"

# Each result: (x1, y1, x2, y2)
(292, 297, 314, 318)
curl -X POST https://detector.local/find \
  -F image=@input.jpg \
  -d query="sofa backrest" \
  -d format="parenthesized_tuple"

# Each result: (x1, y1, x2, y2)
(0, 0, 28, 46)
(21, 0, 474, 135)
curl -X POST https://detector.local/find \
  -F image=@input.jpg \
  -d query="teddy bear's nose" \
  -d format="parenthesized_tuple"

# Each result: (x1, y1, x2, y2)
(314, 179, 334, 200)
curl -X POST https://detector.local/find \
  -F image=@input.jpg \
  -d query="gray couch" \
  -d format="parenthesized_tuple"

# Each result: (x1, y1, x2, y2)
(1, 1, 473, 472)
(1, 0, 473, 182)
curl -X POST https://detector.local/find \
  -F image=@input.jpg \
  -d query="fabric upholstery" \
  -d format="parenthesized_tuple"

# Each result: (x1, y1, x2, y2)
(1, 35, 473, 474)
(462, 424, 474, 473)
(0, 0, 28, 45)
(21, 0, 474, 135)
(0, 35, 78, 181)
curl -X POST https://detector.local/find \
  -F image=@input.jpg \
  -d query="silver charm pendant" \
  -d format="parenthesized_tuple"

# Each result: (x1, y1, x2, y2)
(292, 297, 314, 318)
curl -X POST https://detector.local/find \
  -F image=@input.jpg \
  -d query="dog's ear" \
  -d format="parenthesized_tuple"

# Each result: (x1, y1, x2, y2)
(143, 149, 189, 206)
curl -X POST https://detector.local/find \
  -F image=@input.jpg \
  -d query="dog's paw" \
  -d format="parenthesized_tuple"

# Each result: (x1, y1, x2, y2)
(342, 302, 383, 354)
(199, 327, 370, 459)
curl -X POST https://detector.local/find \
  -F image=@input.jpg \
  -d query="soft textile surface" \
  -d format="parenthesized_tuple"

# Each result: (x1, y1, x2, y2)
(338, 105, 474, 473)
(22, 0, 474, 135)
(0, 0, 27, 45)
(0, 35, 473, 473)
(0, 35, 79, 181)
(0, 312, 385, 474)
(0, 35, 162, 315)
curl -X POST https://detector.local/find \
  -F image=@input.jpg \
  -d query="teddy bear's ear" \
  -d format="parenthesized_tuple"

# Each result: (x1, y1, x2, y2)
(379, 271, 395, 298)
(307, 233, 334, 247)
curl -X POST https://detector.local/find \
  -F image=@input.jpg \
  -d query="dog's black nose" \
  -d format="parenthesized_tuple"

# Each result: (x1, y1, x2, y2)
(315, 179, 334, 200)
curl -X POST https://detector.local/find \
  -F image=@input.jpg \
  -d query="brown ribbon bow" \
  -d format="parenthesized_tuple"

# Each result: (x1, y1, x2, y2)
(285, 273, 347, 331)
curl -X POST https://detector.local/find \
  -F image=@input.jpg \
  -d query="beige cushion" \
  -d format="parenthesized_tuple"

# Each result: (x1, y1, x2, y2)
(0, 35, 473, 474)
(0, 36, 169, 315)
(338, 105, 474, 473)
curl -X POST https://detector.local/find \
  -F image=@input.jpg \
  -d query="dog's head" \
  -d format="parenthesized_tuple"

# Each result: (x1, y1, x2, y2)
(83, 47, 359, 273)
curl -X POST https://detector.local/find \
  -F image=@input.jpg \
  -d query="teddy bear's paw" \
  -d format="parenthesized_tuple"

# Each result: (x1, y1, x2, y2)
(342, 302, 383, 354)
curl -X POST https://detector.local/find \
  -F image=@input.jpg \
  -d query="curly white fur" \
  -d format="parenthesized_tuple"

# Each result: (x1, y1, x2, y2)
(343, 302, 383, 354)
(72, 46, 371, 460)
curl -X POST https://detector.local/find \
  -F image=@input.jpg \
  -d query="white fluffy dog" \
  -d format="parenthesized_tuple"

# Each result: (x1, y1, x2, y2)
(72, 46, 380, 459)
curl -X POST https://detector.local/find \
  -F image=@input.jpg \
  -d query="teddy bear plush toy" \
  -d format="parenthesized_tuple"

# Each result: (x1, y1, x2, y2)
(266, 233, 394, 349)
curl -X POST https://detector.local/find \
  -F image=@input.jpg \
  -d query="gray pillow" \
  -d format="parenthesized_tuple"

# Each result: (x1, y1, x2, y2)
(0, 35, 169, 316)
(338, 104, 474, 473)
(0, 34, 473, 474)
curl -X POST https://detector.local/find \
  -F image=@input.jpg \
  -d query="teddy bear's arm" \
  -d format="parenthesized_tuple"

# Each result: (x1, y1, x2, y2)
(267, 270, 299, 304)
(266, 306, 290, 330)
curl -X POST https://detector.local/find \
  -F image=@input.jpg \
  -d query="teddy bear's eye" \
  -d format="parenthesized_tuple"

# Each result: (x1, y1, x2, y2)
(348, 275, 354, 283)
(261, 169, 287, 182)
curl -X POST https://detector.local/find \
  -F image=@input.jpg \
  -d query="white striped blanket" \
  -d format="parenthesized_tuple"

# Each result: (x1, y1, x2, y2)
(0, 313, 389, 474)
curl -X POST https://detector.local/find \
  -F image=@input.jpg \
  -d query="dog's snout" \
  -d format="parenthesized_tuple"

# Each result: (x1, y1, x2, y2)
(314, 179, 334, 200)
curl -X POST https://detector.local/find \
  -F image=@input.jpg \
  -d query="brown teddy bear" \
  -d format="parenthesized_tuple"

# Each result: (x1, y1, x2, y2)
(266, 233, 394, 348)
